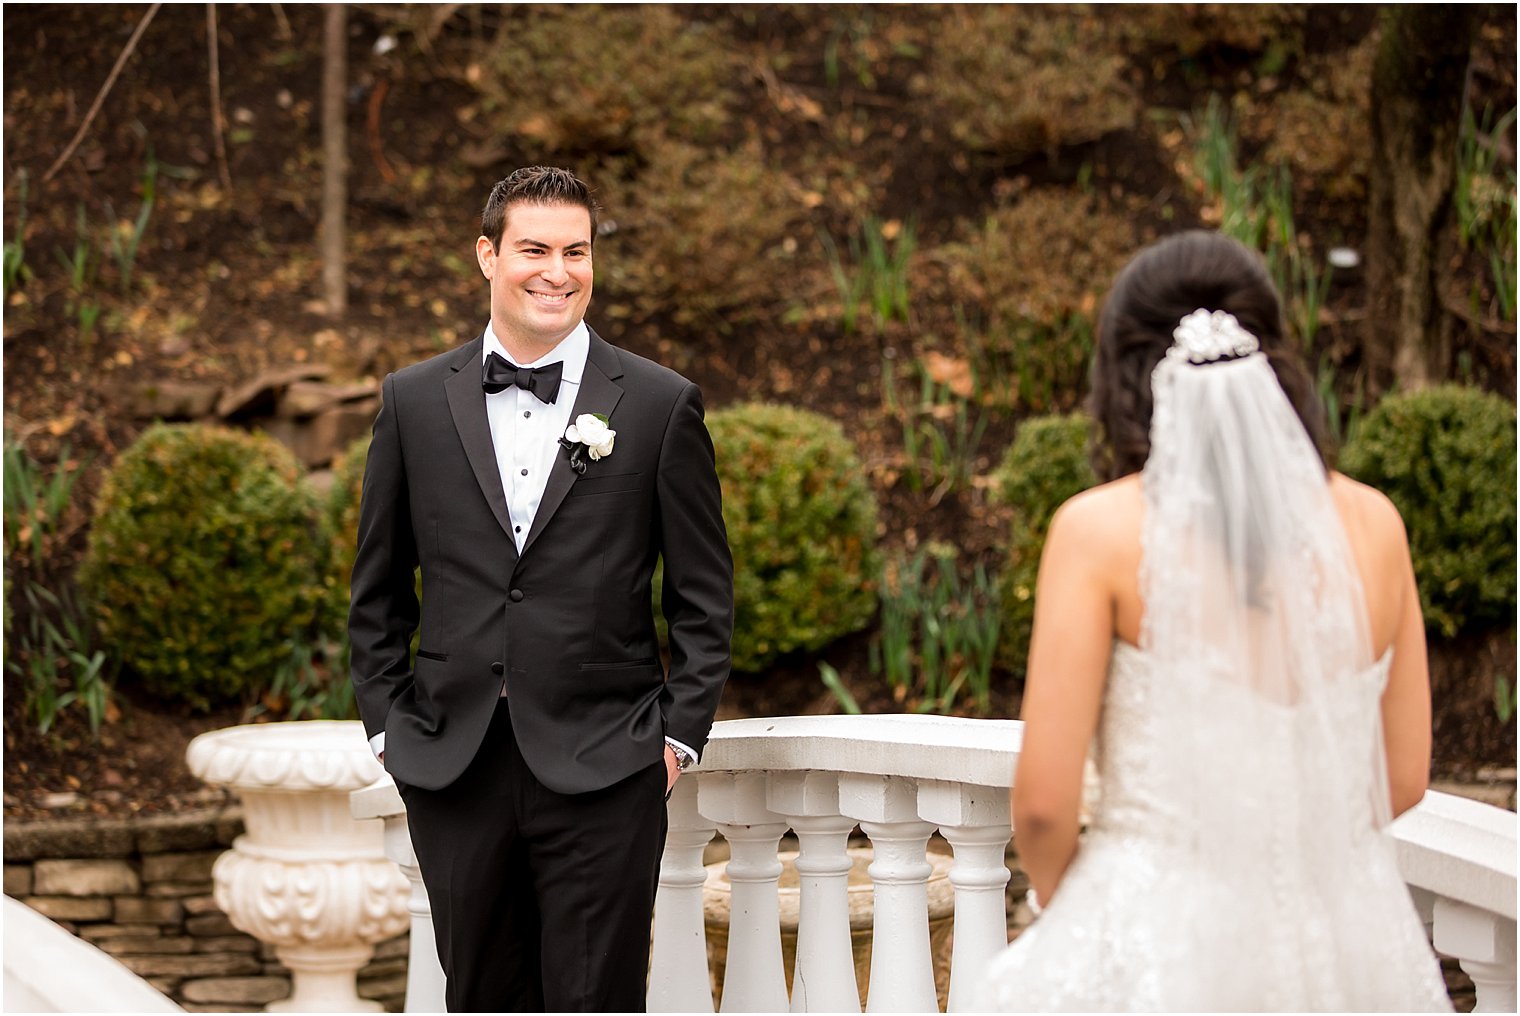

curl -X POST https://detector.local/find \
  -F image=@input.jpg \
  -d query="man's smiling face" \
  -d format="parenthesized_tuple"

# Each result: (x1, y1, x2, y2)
(476, 201, 593, 358)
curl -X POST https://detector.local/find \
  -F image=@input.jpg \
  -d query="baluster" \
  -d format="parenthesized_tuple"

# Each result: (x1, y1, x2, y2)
(703, 772, 792, 1012)
(649, 776, 718, 1013)
(351, 779, 446, 1015)
(770, 772, 861, 1013)
(841, 774, 939, 1013)
(382, 815, 446, 1015)
(918, 780, 1011, 1013)
(1406, 885, 1436, 942)
(1433, 898, 1518, 1013)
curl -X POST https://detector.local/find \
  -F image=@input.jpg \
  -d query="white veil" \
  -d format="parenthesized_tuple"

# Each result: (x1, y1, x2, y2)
(1138, 309, 1393, 1004)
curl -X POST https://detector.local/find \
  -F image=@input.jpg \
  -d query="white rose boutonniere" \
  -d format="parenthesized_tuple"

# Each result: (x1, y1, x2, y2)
(560, 413, 616, 474)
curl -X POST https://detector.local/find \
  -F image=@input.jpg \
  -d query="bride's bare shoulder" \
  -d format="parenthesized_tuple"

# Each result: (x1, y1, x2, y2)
(1048, 474, 1143, 548)
(1328, 471, 1409, 543)
(1060, 473, 1142, 514)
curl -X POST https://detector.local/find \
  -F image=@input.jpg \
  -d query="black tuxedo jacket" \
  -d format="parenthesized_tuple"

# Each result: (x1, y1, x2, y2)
(348, 329, 732, 795)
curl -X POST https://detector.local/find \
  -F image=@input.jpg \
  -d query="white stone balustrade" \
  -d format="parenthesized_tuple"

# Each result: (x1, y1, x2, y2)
(351, 714, 1516, 1013)
(1391, 788, 1519, 1013)
(3, 895, 184, 1013)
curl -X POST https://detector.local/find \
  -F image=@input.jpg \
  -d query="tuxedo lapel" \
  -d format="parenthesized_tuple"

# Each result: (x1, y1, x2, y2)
(444, 336, 519, 559)
(521, 333, 625, 557)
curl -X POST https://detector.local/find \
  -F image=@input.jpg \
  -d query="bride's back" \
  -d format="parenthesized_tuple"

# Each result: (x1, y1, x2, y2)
(1076, 469, 1412, 662)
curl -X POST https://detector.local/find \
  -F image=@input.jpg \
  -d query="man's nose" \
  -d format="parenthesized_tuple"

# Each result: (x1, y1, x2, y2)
(539, 256, 569, 285)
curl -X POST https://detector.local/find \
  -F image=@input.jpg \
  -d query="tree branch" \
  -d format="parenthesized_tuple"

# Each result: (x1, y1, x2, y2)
(269, 2, 293, 40)
(43, 3, 163, 183)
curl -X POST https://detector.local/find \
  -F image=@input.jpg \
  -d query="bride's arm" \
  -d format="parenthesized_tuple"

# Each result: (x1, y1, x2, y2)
(1011, 492, 1118, 907)
(1378, 501, 1433, 819)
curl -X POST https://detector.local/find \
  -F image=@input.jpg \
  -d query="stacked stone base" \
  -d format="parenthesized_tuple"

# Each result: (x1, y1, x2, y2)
(4, 808, 406, 1012)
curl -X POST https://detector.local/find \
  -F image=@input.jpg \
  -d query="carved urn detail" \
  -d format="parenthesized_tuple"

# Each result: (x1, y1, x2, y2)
(188, 721, 409, 1013)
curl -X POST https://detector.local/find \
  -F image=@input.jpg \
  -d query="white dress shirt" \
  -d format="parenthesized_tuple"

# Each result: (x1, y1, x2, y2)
(484, 320, 589, 552)
(370, 322, 694, 768)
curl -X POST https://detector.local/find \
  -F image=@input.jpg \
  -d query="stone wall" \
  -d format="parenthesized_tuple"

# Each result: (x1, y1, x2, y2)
(3, 807, 406, 1013)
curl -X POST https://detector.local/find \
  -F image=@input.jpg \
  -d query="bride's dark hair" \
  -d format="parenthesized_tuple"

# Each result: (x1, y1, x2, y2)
(1087, 230, 1328, 482)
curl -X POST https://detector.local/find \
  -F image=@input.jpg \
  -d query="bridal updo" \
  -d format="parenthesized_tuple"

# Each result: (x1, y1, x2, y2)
(1086, 230, 1328, 482)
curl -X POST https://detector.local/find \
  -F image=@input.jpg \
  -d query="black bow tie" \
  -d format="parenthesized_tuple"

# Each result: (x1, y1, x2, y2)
(482, 352, 563, 404)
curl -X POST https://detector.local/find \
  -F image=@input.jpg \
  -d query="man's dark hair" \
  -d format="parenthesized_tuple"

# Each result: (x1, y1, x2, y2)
(1087, 230, 1328, 481)
(480, 166, 599, 251)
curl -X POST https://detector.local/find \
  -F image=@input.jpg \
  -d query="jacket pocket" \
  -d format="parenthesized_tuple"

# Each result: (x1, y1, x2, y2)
(415, 648, 449, 662)
(579, 657, 658, 672)
(568, 471, 643, 497)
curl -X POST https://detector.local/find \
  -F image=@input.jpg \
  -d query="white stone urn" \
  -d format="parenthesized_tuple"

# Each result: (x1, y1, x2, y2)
(187, 720, 410, 1012)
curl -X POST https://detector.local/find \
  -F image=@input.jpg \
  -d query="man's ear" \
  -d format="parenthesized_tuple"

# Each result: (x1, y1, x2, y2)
(475, 235, 496, 278)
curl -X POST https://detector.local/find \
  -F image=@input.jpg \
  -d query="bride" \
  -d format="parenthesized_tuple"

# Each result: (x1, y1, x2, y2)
(975, 232, 1451, 1011)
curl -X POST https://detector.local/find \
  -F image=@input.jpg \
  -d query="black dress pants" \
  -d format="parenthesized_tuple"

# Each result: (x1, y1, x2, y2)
(400, 697, 669, 1012)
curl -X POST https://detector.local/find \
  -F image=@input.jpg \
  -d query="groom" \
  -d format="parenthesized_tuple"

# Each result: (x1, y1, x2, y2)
(348, 166, 733, 1011)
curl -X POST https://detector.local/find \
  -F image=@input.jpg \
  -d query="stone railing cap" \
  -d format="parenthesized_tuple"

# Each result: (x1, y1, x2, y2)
(350, 775, 404, 820)
(1391, 789, 1518, 920)
(702, 714, 1021, 789)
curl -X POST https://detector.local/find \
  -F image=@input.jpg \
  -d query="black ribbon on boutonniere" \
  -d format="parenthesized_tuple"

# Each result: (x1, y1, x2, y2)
(558, 436, 589, 475)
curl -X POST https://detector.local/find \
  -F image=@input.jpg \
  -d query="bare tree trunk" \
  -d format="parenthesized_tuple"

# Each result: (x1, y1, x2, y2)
(1364, 5, 1478, 393)
(207, 3, 233, 192)
(321, 3, 348, 319)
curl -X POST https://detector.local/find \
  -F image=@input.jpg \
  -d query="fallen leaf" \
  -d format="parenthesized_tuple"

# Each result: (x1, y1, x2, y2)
(921, 350, 975, 399)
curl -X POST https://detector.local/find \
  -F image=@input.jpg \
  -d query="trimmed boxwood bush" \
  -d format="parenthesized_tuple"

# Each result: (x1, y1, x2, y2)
(1340, 385, 1517, 637)
(80, 423, 326, 710)
(320, 434, 421, 679)
(707, 403, 881, 673)
(991, 413, 1098, 678)
(323, 434, 371, 641)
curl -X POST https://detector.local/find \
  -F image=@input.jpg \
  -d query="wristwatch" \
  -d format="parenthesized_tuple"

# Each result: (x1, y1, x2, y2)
(669, 744, 695, 771)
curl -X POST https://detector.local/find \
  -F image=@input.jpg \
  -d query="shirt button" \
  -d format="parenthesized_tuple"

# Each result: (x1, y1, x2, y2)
(514, 525, 521, 533)
(524, 411, 532, 418)
(510, 589, 525, 602)
(520, 468, 528, 476)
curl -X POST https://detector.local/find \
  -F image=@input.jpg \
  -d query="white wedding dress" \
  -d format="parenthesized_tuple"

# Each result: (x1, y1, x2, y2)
(976, 312, 1452, 1012)
(974, 642, 1452, 1012)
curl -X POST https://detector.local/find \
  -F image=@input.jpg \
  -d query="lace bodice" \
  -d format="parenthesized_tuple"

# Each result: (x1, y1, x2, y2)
(1087, 640, 1391, 850)
(973, 641, 1449, 1012)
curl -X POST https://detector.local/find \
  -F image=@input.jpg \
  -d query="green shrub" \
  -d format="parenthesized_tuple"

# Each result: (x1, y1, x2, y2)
(80, 424, 325, 710)
(314, 434, 418, 716)
(1340, 386, 1517, 637)
(1118, 4, 1307, 61)
(708, 403, 881, 672)
(474, 6, 735, 160)
(919, 6, 1136, 159)
(1253, 39, 1376, 204)
(991, 414, 1098, 677)
(323, 435, 370, 641)
(938, 190, 1138, 411)
(600, 140, 814, 334)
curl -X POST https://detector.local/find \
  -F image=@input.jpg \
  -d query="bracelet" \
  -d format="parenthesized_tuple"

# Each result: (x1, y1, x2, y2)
(1025, 888, 1044, 917)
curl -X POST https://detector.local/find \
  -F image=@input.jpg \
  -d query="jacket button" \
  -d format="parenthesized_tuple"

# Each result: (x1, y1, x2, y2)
(491, 662, 504, 675)
(509, 589, 525, 602)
